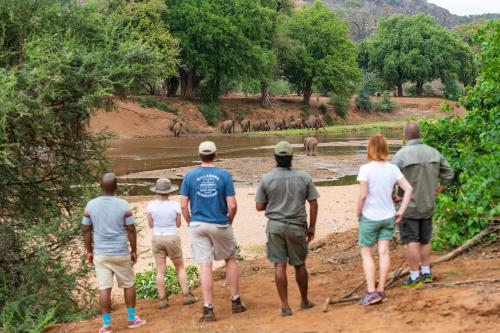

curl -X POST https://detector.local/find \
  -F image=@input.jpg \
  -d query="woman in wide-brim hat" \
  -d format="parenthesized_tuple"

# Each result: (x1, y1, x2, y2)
(146, 178, 196, 309)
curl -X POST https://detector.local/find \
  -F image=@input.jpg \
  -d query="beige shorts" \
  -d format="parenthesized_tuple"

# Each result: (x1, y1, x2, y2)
(94, 254, 135, 290)
(189, 222, 236, 263)
(152, 235, 182, 259)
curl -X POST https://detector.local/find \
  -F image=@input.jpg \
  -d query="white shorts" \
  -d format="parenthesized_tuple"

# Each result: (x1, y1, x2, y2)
(189, 222, 237, 263)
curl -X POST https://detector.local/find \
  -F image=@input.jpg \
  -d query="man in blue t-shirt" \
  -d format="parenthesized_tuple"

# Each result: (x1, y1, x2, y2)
(180, 141, 246, 322)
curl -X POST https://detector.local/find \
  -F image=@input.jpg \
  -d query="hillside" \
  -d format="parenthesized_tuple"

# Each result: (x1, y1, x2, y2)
(298, 0, 500, 40)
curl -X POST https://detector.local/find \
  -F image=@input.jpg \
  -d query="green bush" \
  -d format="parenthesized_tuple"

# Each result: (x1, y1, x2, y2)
(355, 87, 373, 112)
(300, 104, 310, 119)
(330, 93, 350, 118)
(158, 102, 178, 115)
(374, 91, 397, 112)
(405, 83, 416, 96)
(135, 265, 200, 300)
(319, 103, 328, 115)
(422, 83, 436, 96)
(139, 96, 159, 108)
(444, 80, 462, 101)
(421, 21, 499, 249)
(199, 104, 220, 126)
(324, 113, 334, 126)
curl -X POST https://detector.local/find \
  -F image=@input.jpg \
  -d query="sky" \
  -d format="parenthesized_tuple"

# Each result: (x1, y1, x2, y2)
(427, 0, 500, 16)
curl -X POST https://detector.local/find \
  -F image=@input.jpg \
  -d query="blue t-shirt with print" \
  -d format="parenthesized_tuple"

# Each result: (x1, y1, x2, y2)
(179, 166, 236, 224)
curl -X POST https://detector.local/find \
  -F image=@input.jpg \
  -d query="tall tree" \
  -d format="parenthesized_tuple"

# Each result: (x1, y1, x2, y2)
(277, 0, 360, 105)
(366, 14, 474, 96)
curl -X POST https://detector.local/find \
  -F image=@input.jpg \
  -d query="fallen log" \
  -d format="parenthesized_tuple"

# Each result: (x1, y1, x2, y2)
(323, 224, 499, 312)
(424, 278, 500, 288)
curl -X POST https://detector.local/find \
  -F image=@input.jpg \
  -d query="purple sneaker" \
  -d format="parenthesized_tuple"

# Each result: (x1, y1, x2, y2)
(358, 291, 382, 306)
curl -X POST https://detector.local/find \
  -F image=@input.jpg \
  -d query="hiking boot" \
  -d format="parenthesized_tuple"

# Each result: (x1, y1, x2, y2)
(98, 326, 112, 333)
(128, 316, 146, 329)
(183, 292, 197, 305)
(231, 296, 247, 314)
(422, 273, 433, 284)
(357, 291, 382, 306)
(300, 300, 315, 310)
(159, 298, 169, 309)
(199, 306, 216, 322)
(281, 307, 293, 317)
(402, 276, 424, 289)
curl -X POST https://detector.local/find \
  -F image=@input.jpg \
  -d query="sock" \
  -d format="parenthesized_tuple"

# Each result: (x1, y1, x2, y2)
(231, 294, 240, 301)
(102, 313, 111, 327)
(127, 308, 136, 321)
(204, 303, 213, 309)
(421, 266, 431, 275)
(410, 270, 420, 281)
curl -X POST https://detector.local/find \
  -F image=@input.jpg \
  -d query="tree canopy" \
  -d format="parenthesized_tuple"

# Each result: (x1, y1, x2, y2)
(366, 14, 475, 96)
(277, 0, 360, 104)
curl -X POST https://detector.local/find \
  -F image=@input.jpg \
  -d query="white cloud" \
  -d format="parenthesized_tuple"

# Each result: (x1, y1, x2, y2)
(427, 0, 500, 16)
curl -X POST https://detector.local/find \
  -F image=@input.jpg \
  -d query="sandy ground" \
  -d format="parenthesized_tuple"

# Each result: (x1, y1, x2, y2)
(48, 230, 500, 333)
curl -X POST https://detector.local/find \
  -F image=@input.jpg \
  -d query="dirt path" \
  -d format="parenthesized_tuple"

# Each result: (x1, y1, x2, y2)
(48, 231, 500, 333)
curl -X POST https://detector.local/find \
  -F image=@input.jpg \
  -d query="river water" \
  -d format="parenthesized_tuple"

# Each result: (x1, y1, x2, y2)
(107, 128, 402, 176)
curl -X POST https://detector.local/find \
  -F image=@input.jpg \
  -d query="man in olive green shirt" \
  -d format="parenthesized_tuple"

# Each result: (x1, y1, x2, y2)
(393, 123, 454, 288)
(255, 141, 319, 316)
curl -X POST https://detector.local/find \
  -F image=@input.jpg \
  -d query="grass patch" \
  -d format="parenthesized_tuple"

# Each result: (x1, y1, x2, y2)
(242, 121, 406, 137)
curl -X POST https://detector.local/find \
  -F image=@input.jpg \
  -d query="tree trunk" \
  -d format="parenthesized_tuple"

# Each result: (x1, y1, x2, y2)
(166, 76, 179, 97)
(416, 81, 424, 96)
(302, 81, 312, 105)
(260, 81, 270, 107)
(180, 69, 200, 99)
(397, 82, 404, 97)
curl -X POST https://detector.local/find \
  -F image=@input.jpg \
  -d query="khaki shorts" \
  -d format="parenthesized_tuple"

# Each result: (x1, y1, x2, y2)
(152, 235, 182, 259)
(266, 221, 308, 266)
(189, 222, 236, 263)
(94, 254, 135, 290)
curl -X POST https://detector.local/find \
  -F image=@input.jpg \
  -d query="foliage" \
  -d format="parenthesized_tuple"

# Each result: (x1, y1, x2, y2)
(443, 80, 462, 101)
(277, 0, 361, 104)
(330, 94, 351, 118)
(374, 92, 397, 112)
(135, 265, 200, 300)
(355, 88, 373, 112)
(405, 84, 417, 96)
(422, 83, 437, 97)
(319, 104, 329, 115)
(199, 104, 220, 126)
(421, 20, 500, 249)
(324, 114, 334, 126)
(366, 14, 475, 96)
(0, 1, 177, 331)
(139, 97, 177, 114)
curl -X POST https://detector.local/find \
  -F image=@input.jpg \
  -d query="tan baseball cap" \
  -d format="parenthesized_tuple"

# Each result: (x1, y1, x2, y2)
(198, 141, 217, 155)
(274, 141, 293, 156)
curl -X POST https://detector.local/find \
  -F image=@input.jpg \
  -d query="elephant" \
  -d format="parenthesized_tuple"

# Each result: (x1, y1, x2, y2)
(170, 121, 183, 137)
(240, 119, 251, 132)
(275, 119, 286, 131)
(220, 120, 235, 134)
(253, 120, 269, 132)
(304, 136, 319, 156)
(289, 121, 298, 129)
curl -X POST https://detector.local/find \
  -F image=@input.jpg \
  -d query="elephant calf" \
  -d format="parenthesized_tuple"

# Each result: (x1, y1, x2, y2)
(170, 121, 183, 137)
(304, 137, 319, 156)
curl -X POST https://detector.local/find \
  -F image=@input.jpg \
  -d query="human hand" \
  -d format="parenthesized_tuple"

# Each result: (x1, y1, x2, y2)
(392, 194, 402, 203)
(131, 252, 138, 265)
(87, 252, 94, 265)
(395, 211, 403, 223)
(307, 226, 315, 243)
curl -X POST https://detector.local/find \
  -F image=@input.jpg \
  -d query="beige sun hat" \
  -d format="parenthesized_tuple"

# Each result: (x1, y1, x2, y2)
(274, 141, 293, 156)
(149, 178, 179, 195)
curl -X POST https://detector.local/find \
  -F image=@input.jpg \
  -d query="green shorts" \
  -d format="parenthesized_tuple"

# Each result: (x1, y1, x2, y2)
(266, 221, 308, 266)
(358, 216, 394, 247)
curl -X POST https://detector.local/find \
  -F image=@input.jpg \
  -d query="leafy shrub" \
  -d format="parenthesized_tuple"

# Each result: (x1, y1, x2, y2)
(331, 94, 350, 118)
(135, 265, 200, 300)
(439, 100, 455, 113)
(139, 96, 159, 108)
(233, 109, 246, 122)
(374, 92, 397, 112)
(324, 113, 334, 126)
(422, 83, 436, 96)
(158, 102, 178, 115)
(300, 104, 310, 119)
(421, 21, 499, 249)
(405, 83, 416, 96)
(355, 87, 373, 112)
(319, 103, 328, 115)
(444, 80, 462, 101)
(199, 104, 220, 126)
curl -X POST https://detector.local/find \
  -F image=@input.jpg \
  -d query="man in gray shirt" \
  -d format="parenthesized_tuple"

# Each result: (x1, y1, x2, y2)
(82, 173, 146, 333)
(255, 141, 319, 316)
(393, 123, 454, 288)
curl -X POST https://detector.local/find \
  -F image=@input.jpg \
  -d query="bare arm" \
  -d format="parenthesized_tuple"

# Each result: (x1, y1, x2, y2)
(180, 195, 190, 225)
(356, 181, 368, 218)
(176, 213, 181, 228)
(82, 223, 93, 265)
(256, 202, 267, 211)
(308, 199, 318, 243)
(395, 177, 413, 223)
(126, 224, 138, 264)
(146, 213, 154, 229)
(227, 196, 237, 224)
